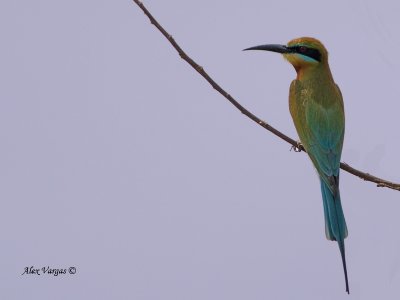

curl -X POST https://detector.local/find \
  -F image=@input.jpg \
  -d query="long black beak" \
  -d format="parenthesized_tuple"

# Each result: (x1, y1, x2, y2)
(243, 44, 291, 54)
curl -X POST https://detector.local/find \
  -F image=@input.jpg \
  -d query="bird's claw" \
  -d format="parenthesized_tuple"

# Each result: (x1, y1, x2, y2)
(290, 141, 303, 152)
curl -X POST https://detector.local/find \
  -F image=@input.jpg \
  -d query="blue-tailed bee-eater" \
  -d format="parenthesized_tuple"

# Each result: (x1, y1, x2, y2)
(244, 37, 349, 293)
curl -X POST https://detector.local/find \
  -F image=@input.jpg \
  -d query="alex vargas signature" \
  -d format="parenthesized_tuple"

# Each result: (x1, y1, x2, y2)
(22, 266, 76, 276)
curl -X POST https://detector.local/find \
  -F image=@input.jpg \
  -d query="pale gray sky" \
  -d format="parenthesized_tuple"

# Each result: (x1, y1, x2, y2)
(1, 1, 400, 299)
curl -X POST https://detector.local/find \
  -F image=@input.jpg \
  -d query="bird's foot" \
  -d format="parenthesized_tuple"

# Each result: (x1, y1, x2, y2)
(290, 141, 303, 152)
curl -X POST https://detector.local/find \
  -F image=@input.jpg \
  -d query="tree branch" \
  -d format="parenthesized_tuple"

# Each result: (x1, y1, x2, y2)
(133, 0, 400, 192)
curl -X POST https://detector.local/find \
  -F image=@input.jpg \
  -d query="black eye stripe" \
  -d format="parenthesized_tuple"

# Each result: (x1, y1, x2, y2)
(289, 46, 321, 62)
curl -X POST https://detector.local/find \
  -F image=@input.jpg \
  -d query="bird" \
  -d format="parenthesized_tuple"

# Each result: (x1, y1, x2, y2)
(244, 37, 349, 293)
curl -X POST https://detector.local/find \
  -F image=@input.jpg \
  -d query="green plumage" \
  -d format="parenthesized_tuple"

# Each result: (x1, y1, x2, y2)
(289, 73, 347, 242)
(287, 42, 349, 293)
(245, 36, 350, 293)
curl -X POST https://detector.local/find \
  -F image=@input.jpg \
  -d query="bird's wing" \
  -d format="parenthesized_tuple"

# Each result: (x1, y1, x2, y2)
(304, 92, 344, 191)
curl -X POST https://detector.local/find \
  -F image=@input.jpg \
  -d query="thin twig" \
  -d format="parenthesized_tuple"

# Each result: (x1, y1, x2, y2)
(133, 0, 400, 192)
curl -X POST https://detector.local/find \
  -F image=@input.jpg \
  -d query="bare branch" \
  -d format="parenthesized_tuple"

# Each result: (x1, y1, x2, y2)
(133, 0, 400, 192)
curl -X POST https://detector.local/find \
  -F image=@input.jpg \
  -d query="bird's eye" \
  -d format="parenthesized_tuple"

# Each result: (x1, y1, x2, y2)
(299, 46, 307, 53)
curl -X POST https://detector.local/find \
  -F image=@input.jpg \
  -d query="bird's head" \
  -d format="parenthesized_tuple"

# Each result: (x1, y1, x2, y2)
(244, 37, 329, 76)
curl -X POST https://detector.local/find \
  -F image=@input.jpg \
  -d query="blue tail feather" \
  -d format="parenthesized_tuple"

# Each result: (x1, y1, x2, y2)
(320, 178, 349, 293)
(320, 179, 348, 241)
